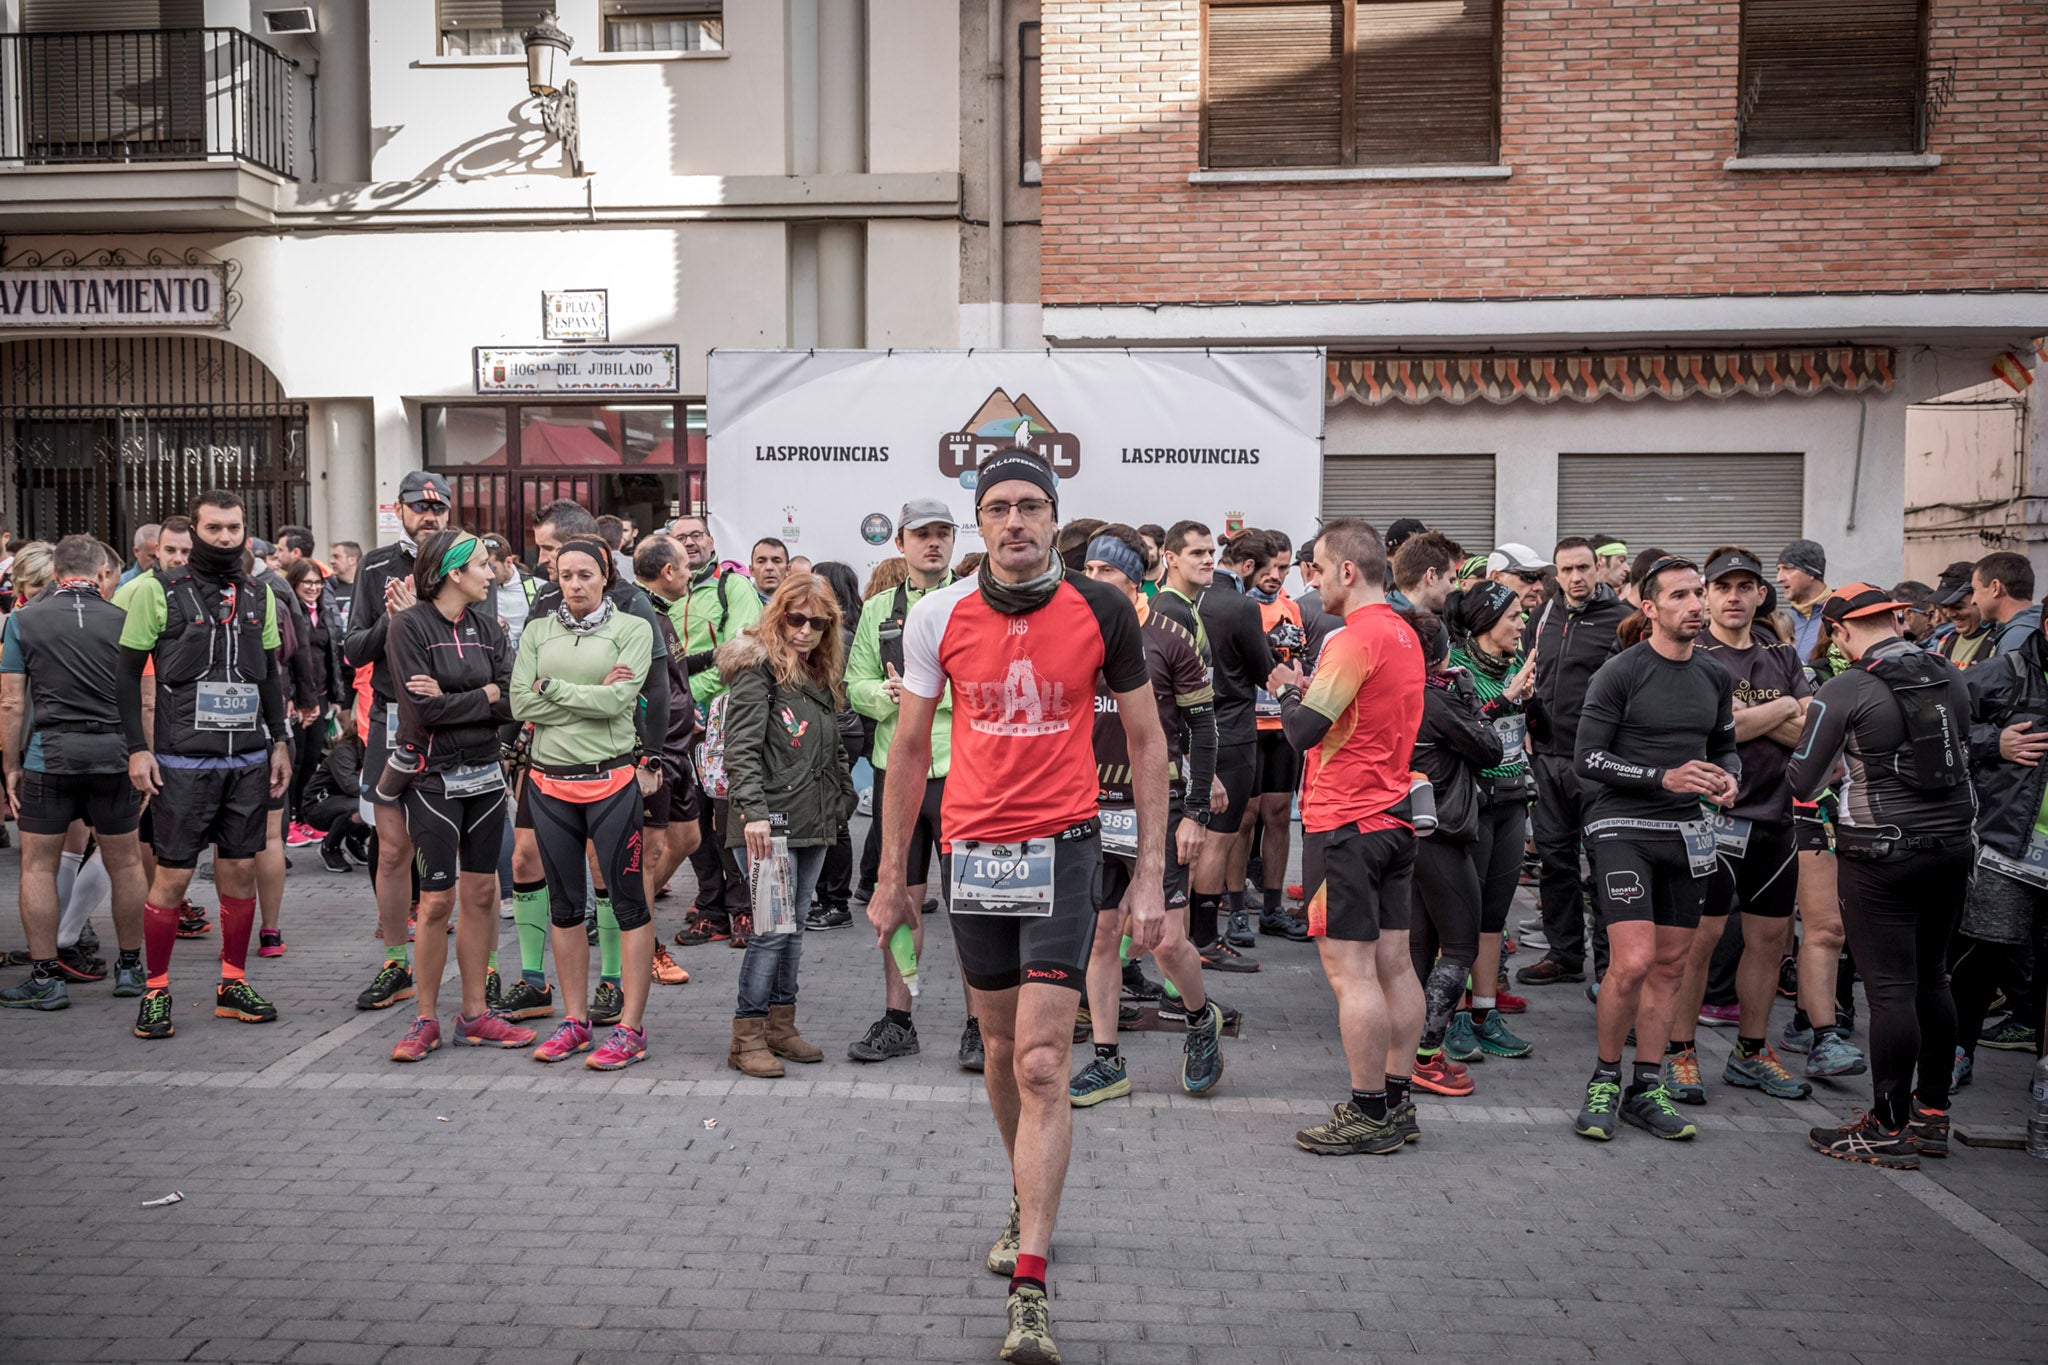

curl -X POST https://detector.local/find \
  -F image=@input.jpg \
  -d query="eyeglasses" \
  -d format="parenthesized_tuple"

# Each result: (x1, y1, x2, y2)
(783, 611, 832, 632)
(977, 498, 1053, 522)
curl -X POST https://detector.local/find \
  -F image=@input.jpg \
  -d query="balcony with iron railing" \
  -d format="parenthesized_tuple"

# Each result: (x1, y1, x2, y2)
(0, 28, 303, 231)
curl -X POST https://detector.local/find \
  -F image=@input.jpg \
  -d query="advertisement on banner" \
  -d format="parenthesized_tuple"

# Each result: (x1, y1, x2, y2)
(706, 349, 1325, 573)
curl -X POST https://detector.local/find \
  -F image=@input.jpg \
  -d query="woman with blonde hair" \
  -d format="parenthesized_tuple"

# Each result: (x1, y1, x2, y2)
(719, 571, 858, 1076)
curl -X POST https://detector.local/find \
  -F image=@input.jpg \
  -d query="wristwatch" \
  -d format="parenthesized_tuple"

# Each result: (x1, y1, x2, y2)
(1187, 807, 1213, 828)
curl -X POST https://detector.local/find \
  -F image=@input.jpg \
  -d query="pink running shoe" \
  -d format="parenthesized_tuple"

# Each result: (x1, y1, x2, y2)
(451, 1011, 536, 1049)
(587, 1024, 647, 1071)
(284, 822, 322, 848)
(1698, 1003, 1741, 1028)
(391, 1016, 441, 1063)
(257, 929, 286, 958)
(533, 1017, 593, 1063)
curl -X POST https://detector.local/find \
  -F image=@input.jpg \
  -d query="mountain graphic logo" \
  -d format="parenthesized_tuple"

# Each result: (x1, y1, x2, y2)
(939, 388, 1081, 480)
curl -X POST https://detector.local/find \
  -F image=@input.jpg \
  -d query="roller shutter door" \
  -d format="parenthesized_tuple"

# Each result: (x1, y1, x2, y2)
(1556, 453, 1805, 565)
(1321, 454, 1495, 552)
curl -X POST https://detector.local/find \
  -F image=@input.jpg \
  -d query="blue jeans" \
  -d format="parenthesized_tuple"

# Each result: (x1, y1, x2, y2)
(735, 844, 827, 1019)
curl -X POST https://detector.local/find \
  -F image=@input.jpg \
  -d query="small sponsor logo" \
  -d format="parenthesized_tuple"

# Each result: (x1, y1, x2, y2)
(860, 513, 892, 546)
(1604, 871, 1646, 905)
(1025, 967, 1069, 983)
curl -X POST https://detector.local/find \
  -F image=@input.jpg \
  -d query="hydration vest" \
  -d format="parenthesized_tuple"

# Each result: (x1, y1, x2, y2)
(1864, 649, 1968, 791)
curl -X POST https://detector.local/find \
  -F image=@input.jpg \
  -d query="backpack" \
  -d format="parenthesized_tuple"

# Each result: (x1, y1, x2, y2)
(693, 693, 729, 799)
(1863, 649, 1968, 791)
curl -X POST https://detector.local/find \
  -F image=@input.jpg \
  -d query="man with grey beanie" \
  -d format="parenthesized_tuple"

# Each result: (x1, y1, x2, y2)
(1776, 539, 1830, 662)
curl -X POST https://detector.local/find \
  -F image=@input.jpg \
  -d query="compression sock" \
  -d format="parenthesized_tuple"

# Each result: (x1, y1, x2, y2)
(384, 942, 408, 967)
(513, 879, 548, 988)
(1351, 1089, 1389, 1121)
(1093, 1042, 1119, 1062)
(597, 897, 621, 986)
(1011, 1252, 1048, 1297)
(54, 850, 83, 914)
(1736, 1035, 1767, 1059)
(58, 850, 110, 949)
(487, 949, 498, 973)
(1629, 1061, 1662, 1098)
(143, 901, 179, 988)
(217, 894, 256, 981)
(1592, 1058, 1623, 1084)
(1191, 893, 1221, 948)
(1385, 1075, 1411, 1108)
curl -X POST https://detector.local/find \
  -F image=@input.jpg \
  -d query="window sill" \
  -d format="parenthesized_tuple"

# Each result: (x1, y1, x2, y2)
(575, 50, 730, 64)
(414, 55, 525, 68)
(1724, 152, 1941, 171)
(1189, 165, 1510, 185)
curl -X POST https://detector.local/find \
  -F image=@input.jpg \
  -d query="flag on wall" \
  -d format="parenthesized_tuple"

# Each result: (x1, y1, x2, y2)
(1993, 352, 2036, 393)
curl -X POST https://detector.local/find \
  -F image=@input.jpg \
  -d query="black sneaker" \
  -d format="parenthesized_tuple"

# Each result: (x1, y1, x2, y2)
(54, 945, 107, 983)
(957, 1016, 985, 1072)
(1809, 1111, 1920, 1169)
(1180, 1001, 1225, 1095)
(590, 979, 624, 1026)
(1120, 960, 1165, 1004)
(355, 962, 416, 1010)
(494, 978, 555, 1021)
(1980, 1015, 2039, 1052)
(133, 987, 175, 1039)
(847, 1016, 919, 1062)
(1224, 908, 1257, 948)
(215, 978, 278, 1023)
(1620, 1085, 1697, 1140)
(1575, 1076, 1623, 1141)
(1908, 1105, 1950, 1159)
(805, 904, 853, 931)
(1388, 1097, 1421, 1144)
(1295, 1102, 1404, 1156)
(1259, 907, 1308, 941)
(1198, 940, 1260, 974)
(484, 970, 503, 1013)
(673, 914, 731, 947)
(1157, 995, 1240, 1029)
(321, 844, 353, 874)
(175, 905, 212, 939)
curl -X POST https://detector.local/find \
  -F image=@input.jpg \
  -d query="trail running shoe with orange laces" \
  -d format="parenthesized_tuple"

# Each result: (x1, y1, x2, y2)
(1724, 1044, 1812, 1100)
(651, 944, 689, 984)
(1662, 1045, 1706, 1105)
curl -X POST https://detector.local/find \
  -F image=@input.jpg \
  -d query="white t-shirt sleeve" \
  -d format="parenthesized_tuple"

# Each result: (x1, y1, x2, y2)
(898, 580, 964, 700)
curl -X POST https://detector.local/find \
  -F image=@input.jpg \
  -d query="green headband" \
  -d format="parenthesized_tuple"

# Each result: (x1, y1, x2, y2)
(1596, 542, 1628, 558)
(1458, 555, 1489, 579)
(439, 533, 480, 578)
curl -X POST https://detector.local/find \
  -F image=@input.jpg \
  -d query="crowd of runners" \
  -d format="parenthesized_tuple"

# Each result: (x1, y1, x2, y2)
(2, 456, 2044, 1363)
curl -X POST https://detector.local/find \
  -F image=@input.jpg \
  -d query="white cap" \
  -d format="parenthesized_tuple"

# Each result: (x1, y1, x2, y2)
(1487, 543, 1547, 574)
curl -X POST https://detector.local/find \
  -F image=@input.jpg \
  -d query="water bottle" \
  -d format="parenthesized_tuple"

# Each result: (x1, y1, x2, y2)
(2029, 1055, 2048, 1161)
(1119, 934, 1132, 967)
(889, 924, 920, 998)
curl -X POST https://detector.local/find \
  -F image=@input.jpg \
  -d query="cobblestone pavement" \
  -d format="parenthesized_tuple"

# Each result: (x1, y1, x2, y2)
(3, 832, 2047, 1365)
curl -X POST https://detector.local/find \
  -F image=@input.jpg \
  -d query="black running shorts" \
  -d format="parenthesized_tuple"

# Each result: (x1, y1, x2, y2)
(1209, 742, 1256, 836)
(402, 773, 511, 891)
(1589, 832, 1706, 930)
(949, 822, 1099, 993)
(152, 761, 270, 867)
(1303, 823, 1415, 942)
(875, 768, 945, 888)
(1092, 812, 1189, 911)
(1704, 818, 1799, 919)
(15, 769, 140, 837)
(1254, 729, 1301, 795)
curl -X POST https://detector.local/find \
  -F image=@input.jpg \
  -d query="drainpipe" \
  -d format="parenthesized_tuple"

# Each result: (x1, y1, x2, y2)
(987, 0, 1005, 348)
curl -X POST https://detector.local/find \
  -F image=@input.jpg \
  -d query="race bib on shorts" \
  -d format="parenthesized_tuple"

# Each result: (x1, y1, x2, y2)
(1098, 807, 1137, 858)
(194, 680, 260, 732)
(441, 762, 505, 798)
(951, 840, 1055, 916)
(1707, 811, 1752, 857)
(1681, 820, 1719, 878)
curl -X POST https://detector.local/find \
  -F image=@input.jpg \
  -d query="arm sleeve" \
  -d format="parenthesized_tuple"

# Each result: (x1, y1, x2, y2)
(1789, 677, 1857, 801)
(720, 665, 771, 825)
(1171, 632, 1216, 810)
(1575, 662, 1665, 791)
(1283, 632, 1364, 754)
(1236, 599, 1277, 684)
(845, 596, 894, 721)
(118, 645, 150, 753)
(1708, 673, 1742, 778)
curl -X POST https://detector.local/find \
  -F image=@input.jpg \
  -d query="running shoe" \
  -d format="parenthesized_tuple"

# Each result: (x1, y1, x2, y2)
(1808, 1111, 1919, 1169)
(500, 897, 515, 920)
(1806, 1030, 1868, 1079)
(1157, 996, 1241, 1029)
(320, 845, 353, 874)
(1295, 1102, 1404, 1156)
(53, 946, 106, 982)
(1980, 1016, 2039, 1052)
(1072, 1001, 1142, 1041)
(590, 980, 624, 1026)
(1000, 1284, 1061, 1365)
(1120, 960, 1165, 1004)
(257, 929, 286, 959)
(958, 1016, 985, 1072)
(215, 979, 277, 1023)
(587, 1024, 647, 1070)
(1951, 1046, 1973, 1091)
(0, 971, 69, 1010)
(494, 978, 555, 1020)
(284, 821, 321, 847)
(1472, 1012, 1533, 1058)
(391, 1016, 441, 1062)
(1069, 1053, 1130, 1107)
(451, 1011, 535, 1048)
(1258, 906, 1308, 941)
(1198, 940, 1260, 974)
(1620, 1085, 1697, 1140)
(1492, 991, 1529, 1016)
(0, 950, 29, 968)
(673, 914, 730, 947)
(1181, 1001, 1225, 1095)
(111, 960, 144, 997)
(1575, 1076, 1623, 1141)
(1516, 957, 1584, 985)
(729, 912, 753, 950)
(175, 904, 211, 939)
(1778, 1019, 1814, 1054)
(1908, 1104, 1950, 1159)
(1412, 1054, 1475, 1096)
(133, 987, 174, 1039)
(533, 1017, 593, 1063)
(987, 1195, 1022, 1276)
(1387, 1097, 1421, 1144)
(1501, 934, 1517, 956)
(1697, 1003, 1740, 1028)
(803, 903, 853, 931)
(355, 962, 415, 1010)
(651, 944, 689, 985)
(484, 969, 502, 1012)
(1224, 908, 1256, 948)
(1778, 954, 1799, 999)
(1724, 1045, 1812, 1100)
(583, 911, 598, 946)
(1662, 1046, 1707, 1105)
(1442, 1012, 1484, 1063)
(847, 1016, 919, 1062)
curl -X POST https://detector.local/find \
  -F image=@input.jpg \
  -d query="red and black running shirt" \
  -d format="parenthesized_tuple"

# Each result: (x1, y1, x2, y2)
(901, 573, 1150, 846)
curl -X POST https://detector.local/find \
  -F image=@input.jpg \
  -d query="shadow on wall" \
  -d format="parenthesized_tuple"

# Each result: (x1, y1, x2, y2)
(309, 99, 568, 222)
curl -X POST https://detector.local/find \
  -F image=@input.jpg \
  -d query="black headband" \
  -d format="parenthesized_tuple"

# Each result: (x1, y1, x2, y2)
(555, 536, 616, 586)
(975, 451, 1059, 515)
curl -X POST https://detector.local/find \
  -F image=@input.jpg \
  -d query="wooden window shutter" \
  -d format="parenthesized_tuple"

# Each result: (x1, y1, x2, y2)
(1353, 0, 1499, 165)
(1739, 0, 1925, 155)
(436, 0, 555, 31)
(1203, 2, 1345, 169)
(603, 0, 723, 13)
(21, 0, 202, 29)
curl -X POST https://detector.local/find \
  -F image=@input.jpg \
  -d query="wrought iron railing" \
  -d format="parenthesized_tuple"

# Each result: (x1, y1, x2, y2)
(0, 28, 298, 179)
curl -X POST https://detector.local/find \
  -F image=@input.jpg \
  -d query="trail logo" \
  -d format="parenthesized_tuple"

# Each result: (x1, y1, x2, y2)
(939, 388, 1081, 480)
(1604, 871, 1646, 905)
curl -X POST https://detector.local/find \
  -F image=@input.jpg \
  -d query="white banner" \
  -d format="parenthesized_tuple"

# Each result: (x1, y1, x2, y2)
(706, 349, 1325, 574)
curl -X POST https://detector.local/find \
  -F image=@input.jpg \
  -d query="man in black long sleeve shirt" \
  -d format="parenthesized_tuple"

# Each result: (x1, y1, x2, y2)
(1194, 544, 1276, 959)
(1569, 557, 1738, 1145)
(343, 471, 449, 1010)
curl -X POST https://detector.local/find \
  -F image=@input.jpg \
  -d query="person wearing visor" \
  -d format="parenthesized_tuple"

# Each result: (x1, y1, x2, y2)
(1790, 585, 1975, 1168)
(344, 470, 451, 1014)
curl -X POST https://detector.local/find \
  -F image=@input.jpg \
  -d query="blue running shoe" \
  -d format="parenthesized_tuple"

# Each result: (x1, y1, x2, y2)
(1806, 1030, 1868, 1079)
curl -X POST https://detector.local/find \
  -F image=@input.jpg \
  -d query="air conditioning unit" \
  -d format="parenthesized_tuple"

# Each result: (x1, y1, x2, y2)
(262, 7, 317, 35)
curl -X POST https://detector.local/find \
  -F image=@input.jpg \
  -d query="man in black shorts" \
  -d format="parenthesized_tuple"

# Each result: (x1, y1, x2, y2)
(0, 536, 148, 1008)
(631, 533, 701, 985)
(872, 451, 1165, 1365)
(1235, 529, 1309, 942)
(1571, 557, 1739, 1142)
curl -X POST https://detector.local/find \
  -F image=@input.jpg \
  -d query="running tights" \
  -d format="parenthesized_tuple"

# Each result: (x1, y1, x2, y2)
(528, 784, 650, 932)
(1411, 836, 1481, 1051)
(1835, 847, 1970, 1127)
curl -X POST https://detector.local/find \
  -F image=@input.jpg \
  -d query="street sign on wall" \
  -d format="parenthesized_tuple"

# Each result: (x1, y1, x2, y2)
(542, 289, 608, 341)
(474, 345, 679, 395)
(0, 265, 228, 327)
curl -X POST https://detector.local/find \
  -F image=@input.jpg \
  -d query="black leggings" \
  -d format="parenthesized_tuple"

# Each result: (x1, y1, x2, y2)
(1950, 878, 2048, 1060)
(1412, 836, 1482, 1051)
(1835, 847, 1970, 1127)
(529, 782, 651, 932)
(1473, 795, 1526, 936)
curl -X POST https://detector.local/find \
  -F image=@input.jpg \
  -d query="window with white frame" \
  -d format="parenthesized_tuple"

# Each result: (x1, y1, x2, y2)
(601, 0, 723, 53)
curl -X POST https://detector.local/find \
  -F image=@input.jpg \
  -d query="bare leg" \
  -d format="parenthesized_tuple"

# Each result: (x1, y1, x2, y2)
(1085, 911, 1120, 1045)
(1671, 915, 1730, 1047)
(1316, 937, 1390, 1089)
(16, 832, 64, 959)
(455, 871, 497, 1018)
(1596, 922, 1656, 1064)
(1632, 925, 1695, 1066)
(551, 923, 590, 1018)
(1008, 983, 1082, 1260)
(412, 889, 457, 1018)
(973, 984, 1023, 1161)
(1257, 793, 1292, 904)
(97, 831, 146, 952)
(1473, 931, 1504, 1003)
(372, 803, 415, 955)
(1738, 915, 1794, 1038)
(1376, 929, 1424, 1081)
(619, 924, 653, 1030)
(256, 806, 285, 932)
(1796, 852, 1844, 1029)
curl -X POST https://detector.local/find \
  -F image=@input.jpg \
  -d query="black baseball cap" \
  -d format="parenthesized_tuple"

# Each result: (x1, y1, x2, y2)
(1703, 549, 1766, 584)
(1931, 571, 1973, 608)
(398, 471, 452, 509)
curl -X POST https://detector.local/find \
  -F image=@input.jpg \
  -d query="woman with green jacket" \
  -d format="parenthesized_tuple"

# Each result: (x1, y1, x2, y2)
(509, 537, 658, 1071)
(720, 572, 857, 1077)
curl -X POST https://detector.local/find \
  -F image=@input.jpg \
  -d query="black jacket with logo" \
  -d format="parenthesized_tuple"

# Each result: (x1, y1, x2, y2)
(1965, 625, 2048, 857)
(344, 540, 418, 705)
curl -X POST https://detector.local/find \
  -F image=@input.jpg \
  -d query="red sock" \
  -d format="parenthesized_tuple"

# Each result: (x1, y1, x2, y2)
(143, 901, 179, 988)
(1011, 1252, 1048, 1293)
(218, 894, 257, 981)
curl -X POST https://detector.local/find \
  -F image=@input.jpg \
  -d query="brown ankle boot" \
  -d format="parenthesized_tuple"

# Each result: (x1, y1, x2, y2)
(764, 1003, 824, 1063)
(728, 1016, 784, 1077)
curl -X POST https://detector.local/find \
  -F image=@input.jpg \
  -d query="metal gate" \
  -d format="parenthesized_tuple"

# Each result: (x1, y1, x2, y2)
(1321, 453, 1497, 553)
(3, 335, 308, 548)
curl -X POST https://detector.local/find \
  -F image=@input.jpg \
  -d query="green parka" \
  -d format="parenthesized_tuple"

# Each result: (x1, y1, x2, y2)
(717, 632, 856, 849)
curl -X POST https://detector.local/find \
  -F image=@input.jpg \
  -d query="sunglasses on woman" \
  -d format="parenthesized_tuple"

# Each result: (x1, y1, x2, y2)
(782, 611, 832, 632)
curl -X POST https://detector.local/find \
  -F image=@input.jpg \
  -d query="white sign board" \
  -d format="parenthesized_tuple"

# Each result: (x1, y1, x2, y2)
(542, 289, 608, 341)
(0, 265, 227, 327)
(475, 345, 678, 395)
(708, 349, 1325, 572)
